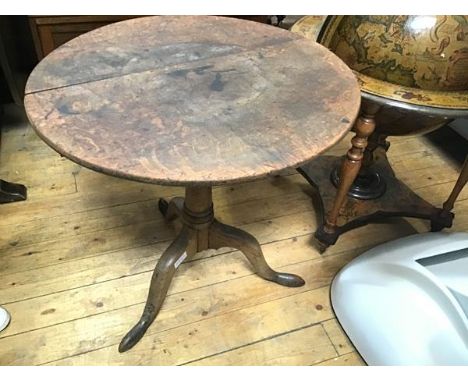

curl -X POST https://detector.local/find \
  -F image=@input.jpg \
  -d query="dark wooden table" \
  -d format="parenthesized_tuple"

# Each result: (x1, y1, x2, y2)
(24, 16, 360, 352)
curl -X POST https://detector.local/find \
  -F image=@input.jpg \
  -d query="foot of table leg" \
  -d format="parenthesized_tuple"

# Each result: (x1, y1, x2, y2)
(119, 227, 194, 353)
(0, 179, 27, 204)
(209, 219, 305, 287)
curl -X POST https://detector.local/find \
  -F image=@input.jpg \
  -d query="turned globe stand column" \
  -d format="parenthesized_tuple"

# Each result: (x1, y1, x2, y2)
(330, 128, 389, 200)
(118, 186, 305, 352)
(310, 101, 381, 248)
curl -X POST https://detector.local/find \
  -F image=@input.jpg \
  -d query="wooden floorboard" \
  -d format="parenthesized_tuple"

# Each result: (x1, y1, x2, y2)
(0, 105, 466, 365)
(315, 352, 366, 366)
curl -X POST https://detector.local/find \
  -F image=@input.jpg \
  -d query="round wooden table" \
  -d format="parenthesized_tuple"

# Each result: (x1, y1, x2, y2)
(24, 16, 361, 352)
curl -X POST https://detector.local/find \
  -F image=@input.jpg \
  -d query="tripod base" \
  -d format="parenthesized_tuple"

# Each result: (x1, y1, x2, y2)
(119, 186, 305, 352)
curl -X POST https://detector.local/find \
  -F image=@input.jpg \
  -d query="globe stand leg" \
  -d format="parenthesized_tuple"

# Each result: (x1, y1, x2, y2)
(431, 155, 468, 232)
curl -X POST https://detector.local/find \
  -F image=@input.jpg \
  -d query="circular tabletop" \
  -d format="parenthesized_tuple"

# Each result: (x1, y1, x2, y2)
(24, 16, 361, 186)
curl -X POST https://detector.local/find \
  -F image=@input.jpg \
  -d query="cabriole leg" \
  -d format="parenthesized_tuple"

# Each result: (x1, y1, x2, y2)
(119, 227, 195, 352)
(209, 219, 305, 287)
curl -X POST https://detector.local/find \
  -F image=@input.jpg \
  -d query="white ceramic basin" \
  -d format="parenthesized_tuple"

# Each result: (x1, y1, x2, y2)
(0, 306, 10, 333)
(331, 232, 468, 365)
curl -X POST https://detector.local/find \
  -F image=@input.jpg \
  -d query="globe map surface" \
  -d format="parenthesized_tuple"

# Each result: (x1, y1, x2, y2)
(323, 16, 468, 92)
(292, 15, 468, 111)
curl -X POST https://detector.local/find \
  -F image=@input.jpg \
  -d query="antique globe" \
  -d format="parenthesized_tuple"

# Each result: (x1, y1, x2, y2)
(291, 15, 468, 136)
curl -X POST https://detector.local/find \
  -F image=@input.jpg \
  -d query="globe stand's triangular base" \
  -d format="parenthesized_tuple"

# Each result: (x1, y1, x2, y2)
(298, 147, 453, 250)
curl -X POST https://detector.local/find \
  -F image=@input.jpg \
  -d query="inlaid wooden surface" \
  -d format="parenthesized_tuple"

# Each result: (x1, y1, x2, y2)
(24, 15, 360, 186)
(1, 106, 467, 365)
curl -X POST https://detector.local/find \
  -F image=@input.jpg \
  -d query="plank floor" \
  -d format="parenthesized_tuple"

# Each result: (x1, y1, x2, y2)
(0, 105, 467, 366)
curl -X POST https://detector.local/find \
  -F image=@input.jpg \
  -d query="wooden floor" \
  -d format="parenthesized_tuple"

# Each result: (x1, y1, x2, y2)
(0, 105, 467, 366)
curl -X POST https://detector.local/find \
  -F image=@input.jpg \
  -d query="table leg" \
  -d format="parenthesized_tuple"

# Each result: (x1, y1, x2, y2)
(209, 220, 304, 287)
(118, 226, 196, 353)
(159, 196, 184, 222)
(119, 185, 305, 352)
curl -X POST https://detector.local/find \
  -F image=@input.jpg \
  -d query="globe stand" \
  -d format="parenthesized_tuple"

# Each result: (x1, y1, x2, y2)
(298, 148, 454, 250)
(297, 102, 465, 250)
